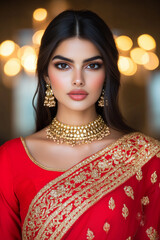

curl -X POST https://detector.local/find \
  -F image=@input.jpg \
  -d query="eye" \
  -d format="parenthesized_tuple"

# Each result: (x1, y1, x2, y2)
(54, 62, 70, 70)
(86, 63, 102, 70)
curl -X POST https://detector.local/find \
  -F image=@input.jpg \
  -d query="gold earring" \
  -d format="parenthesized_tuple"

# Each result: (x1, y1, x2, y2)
(98, 89, 108, 107)
(44, 83, 56, 107)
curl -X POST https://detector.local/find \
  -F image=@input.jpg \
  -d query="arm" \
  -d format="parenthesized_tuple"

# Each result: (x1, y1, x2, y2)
(0, 143, 21, 239)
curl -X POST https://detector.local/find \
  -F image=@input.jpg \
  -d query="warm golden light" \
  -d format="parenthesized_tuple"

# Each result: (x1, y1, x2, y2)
(137, 34, 156, 51)
(118, 56, 137, 76)
(144, 52, 159, 70)
(130, 48, 149, 65)
(33, 8, 47, 21)
(4, 58, 21, 76)
(17, 45, 36, 59)
(22, 53, 37, 73)
(32, 30, 45, 45)
(115, 35, 133, 51)
(0, 40, 15, 57)
(17, 45, 37, 74)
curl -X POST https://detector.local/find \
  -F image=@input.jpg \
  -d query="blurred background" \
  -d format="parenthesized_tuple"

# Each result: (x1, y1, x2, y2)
(0, 0, 160, 145)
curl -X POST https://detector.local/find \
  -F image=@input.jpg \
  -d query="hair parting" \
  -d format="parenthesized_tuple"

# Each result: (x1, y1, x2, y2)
(33, 9, 134, 133)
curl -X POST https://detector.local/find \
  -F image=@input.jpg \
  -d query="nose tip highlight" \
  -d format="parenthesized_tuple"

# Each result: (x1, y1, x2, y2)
(73, 79, 84, 86)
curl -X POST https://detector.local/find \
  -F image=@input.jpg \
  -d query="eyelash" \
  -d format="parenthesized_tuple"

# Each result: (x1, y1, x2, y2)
(86, 63, 102, 70)
(54, 63, 70, 70)
(54, 62, 103, 70)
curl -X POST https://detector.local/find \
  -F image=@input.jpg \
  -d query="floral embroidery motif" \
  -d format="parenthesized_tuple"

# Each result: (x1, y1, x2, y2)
(136, 169, 143, 181)
(103, 222, 110, 233)
(146, 227, 159, 240)
(22, 133, 160, 240)
(126, 237, 131, 240)
(124, 186, 134, 200)
(108, 197, 115, 210)
(156, 152, 160, 158)
(141, 196, 149, 205)
(151, 171, 157, 184)
(87, 229, 95, 240)
(122, 204, 129, 219)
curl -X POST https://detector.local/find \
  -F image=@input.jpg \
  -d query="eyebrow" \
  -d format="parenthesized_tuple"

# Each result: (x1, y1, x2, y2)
(52, 55, 103, 63)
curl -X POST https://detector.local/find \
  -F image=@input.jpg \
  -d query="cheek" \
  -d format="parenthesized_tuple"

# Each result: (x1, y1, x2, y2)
(48, 71, 68, 90)
(90, 72, 105, 90)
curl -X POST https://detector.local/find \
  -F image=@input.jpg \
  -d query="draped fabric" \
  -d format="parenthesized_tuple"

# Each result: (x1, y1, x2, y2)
(0, 132, 160, 240)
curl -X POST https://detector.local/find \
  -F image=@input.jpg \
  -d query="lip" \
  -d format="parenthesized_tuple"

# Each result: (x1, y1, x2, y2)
(68, 90, 88, 101)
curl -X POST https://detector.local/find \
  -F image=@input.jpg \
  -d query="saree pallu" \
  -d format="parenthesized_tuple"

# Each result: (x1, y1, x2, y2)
(22, 133, 160, 240)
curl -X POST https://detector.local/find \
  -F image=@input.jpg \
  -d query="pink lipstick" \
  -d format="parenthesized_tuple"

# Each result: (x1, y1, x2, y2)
(68, 90, 88, 101)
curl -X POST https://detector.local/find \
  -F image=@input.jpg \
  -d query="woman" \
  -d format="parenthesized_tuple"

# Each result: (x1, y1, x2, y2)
(0, 10, 160, 240)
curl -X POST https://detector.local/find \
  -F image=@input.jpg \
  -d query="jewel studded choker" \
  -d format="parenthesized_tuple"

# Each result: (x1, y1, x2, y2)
(46, 115, 110, 146)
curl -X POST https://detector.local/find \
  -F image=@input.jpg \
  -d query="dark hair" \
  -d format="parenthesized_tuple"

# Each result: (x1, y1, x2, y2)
(34, 9, 133, 133)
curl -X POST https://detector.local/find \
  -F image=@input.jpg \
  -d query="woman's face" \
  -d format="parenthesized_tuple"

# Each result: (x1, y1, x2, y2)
(46, 37, 105, 113)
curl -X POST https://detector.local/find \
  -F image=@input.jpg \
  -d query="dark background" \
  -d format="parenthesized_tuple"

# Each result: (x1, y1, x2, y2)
(0, 0, 160, 144)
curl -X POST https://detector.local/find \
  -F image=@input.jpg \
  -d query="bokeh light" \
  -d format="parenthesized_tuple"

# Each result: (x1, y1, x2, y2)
(33, 8, 47, 21)
(118, 56, 137, 76)
(17, 45, 36, 59)
(130, 48, 149, 65)
(4, 58, 21, 76)
(115, 35, 133, 51)
(137, 34, 156, 51)
(32, 30, 45, 45)
(0, 40, 16, 57)
(144, 52, 159, 70)
(17, 45, 37, 74)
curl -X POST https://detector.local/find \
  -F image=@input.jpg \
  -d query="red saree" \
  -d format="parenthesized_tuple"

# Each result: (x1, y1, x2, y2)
(0, 132, 160, 240)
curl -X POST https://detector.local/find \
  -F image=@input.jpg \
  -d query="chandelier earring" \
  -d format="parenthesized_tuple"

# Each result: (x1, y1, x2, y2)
(44, 83, 56, 107)
(98, 89, 108, 107)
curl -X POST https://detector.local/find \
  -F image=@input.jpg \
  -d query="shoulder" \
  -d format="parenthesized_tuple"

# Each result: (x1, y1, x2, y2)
(0, 137, 23, 156)
(123, 131, 160, 150)
(120, 132, 160, 169)
(0, 137, 26, 173)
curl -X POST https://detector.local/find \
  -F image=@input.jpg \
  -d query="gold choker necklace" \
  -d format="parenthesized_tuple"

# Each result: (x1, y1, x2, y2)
(46, 115, 110, 146)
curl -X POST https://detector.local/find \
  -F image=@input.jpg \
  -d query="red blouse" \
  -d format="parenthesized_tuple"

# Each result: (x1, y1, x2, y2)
(0, 133, 160, 240)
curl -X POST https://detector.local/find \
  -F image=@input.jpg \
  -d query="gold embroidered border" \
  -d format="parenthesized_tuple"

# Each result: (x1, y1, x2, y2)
(22, 133, 160, 239)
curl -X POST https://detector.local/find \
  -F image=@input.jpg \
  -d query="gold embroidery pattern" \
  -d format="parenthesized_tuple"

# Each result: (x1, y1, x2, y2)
(108, 197, 115, 210)
(141, 196, 150, 205)
(103, 222, 110, 233)
(136, 168, 143, 181)
(122, 204, 129, 219)
(126, 237, 132, 240)
(86, 229, 95, 240)
(124, 186, 134, 200)
(151, 171, 157, 184)
(146, 227, 159, 240)
(22, 133, 160, 239)
(156, 151, 160, 158)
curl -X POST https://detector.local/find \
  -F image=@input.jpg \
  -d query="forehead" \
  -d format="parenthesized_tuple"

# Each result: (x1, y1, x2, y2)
(52, 37, 101, 58)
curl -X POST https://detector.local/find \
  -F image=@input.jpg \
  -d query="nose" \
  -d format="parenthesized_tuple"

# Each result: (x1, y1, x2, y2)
(72, 69, 85, 87)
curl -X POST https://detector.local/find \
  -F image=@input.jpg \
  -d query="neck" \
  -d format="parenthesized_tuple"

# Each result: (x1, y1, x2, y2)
(56, 105, 98, 125)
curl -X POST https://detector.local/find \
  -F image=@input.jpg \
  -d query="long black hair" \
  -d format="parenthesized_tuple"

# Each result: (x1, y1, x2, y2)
(34, 9, 133, 133)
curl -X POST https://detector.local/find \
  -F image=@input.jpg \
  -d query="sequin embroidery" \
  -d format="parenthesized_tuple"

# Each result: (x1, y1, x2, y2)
(124, 186, 134, 200)
(146, 227, 159, 240)
(136, 169, 143, 181)
(151, 171, 157, 184)
(108, 197, 115, 210)
(103, 222, 110, 233)
(122, 204, 129, 219)
(141, 196, 150, 205)
(87, 229, 95, 240)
